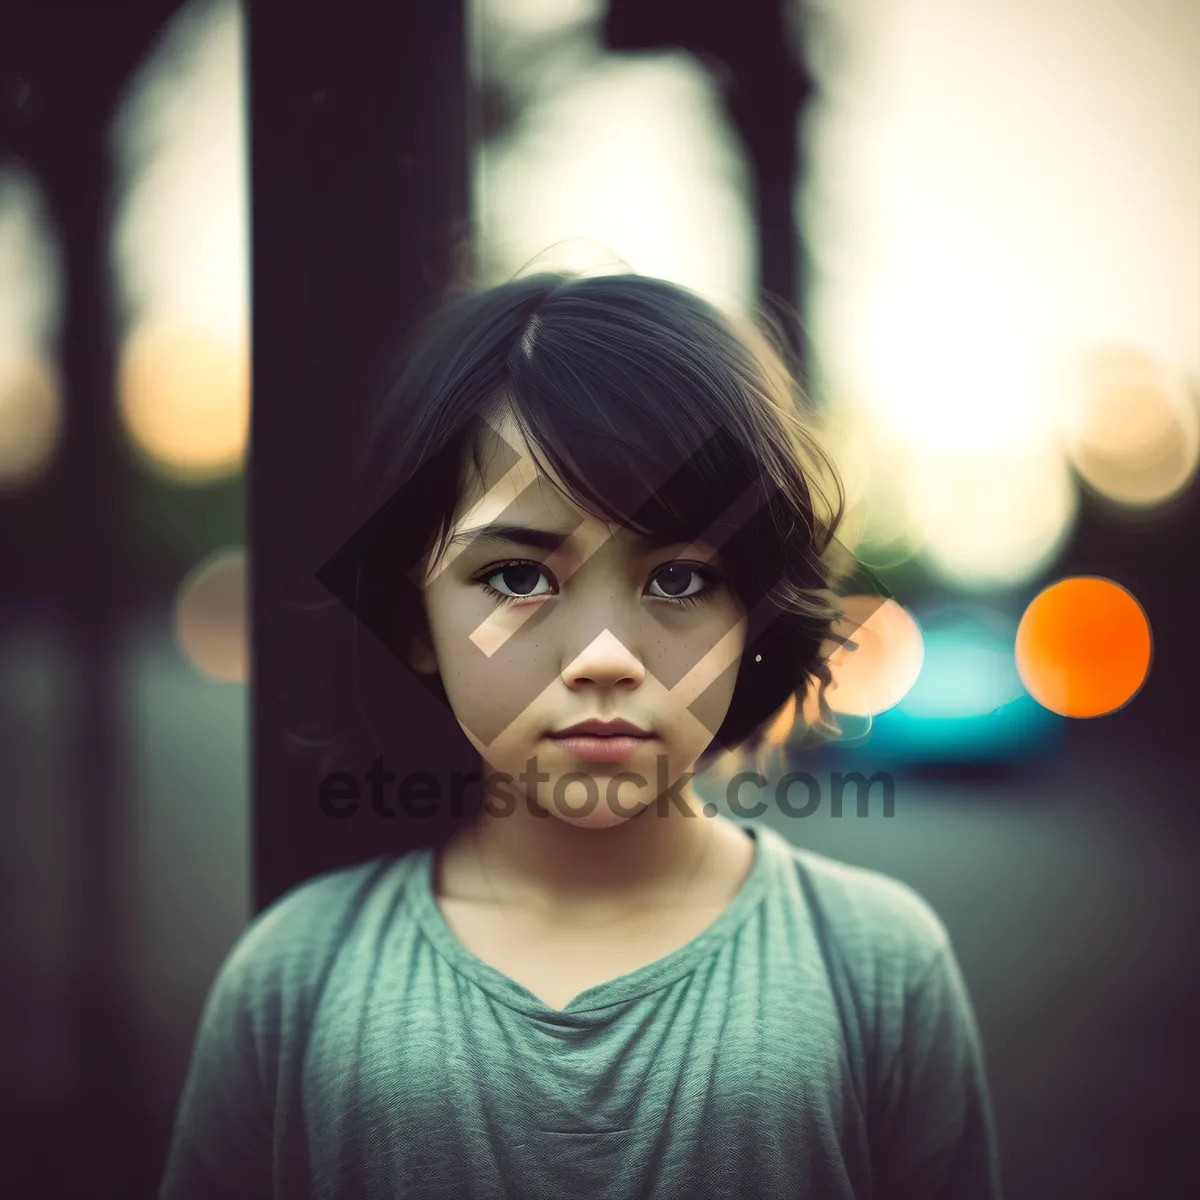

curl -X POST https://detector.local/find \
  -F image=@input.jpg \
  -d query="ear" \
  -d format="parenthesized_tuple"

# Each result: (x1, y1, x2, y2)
(406, 630, 439, 676)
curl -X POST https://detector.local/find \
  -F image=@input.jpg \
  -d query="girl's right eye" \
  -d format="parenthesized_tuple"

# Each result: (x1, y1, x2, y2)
(476, 561, 554, 604)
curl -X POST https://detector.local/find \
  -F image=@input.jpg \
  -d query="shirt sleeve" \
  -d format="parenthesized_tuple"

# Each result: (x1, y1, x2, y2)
(158, 929, 277, 1200)
(870, 942, 1004, 1200)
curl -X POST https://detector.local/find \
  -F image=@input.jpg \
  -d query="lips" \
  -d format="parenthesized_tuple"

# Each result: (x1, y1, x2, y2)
(546, 733, 654, 764)
(549, 718, 652, 739)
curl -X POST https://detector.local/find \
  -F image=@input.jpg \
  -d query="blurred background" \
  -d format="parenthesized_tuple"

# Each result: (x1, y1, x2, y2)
(1, 0, 1197, 1194)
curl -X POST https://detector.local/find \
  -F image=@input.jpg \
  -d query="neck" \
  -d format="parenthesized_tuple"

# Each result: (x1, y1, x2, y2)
(456, 777, 721, 921)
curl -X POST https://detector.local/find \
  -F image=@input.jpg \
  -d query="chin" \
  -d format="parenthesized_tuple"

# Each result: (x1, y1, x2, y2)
(535, 797, 646, 830)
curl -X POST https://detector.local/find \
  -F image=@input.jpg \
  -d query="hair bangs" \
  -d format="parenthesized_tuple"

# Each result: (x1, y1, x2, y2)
(464, 278, 804, 591)
(482, 399, 764, 558)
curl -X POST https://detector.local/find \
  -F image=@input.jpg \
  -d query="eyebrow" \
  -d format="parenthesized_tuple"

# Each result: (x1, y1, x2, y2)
(443, 523, 705, 554)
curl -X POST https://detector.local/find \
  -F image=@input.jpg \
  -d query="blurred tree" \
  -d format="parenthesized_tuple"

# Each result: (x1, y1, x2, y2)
(603, 0, 817, 387)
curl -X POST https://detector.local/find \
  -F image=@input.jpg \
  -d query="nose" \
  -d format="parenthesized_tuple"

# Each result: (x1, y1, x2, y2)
(556, 543, 649, 690)
(561, 627, 647, 692)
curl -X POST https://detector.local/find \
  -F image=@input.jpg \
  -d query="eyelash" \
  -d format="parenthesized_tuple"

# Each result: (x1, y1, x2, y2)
(473, 560, 724, 610)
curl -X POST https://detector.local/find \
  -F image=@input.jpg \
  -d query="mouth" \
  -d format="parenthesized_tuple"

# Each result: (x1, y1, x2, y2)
(544, 731, 656, 764)
(545, 720, 657, 764)
(549, 719, 653, 739)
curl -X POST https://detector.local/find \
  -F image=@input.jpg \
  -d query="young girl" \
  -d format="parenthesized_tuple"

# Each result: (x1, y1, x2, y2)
(161, 269, 1003, 1198)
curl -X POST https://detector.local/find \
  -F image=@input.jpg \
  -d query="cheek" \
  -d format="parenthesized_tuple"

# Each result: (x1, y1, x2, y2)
(654, 609, 746, 739)
(438, 656, 535, 755)
(432, 611, 560, 752)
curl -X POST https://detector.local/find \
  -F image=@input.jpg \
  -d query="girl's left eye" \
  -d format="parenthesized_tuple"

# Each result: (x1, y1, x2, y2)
(646, 563, 720, 604)
(475, 561, 722, 608)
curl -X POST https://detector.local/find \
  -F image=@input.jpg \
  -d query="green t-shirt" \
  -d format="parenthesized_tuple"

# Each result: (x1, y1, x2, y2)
(160, 822, 1003, 1198)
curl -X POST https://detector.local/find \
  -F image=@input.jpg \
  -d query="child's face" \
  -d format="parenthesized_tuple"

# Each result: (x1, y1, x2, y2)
(410, 411, 748, 831)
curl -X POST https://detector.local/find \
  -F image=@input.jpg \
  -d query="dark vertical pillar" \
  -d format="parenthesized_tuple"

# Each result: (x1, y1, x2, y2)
(249, 0, 472, 910)
(38, 71, 130, 1151)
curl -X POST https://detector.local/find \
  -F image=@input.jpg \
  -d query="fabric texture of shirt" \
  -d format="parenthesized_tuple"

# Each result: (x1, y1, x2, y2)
(160, 821, 1004, 1199)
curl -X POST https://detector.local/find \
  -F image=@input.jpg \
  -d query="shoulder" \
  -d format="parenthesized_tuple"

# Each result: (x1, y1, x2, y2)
(211, 854, 413, 1016)
(764, 829, 951, 978)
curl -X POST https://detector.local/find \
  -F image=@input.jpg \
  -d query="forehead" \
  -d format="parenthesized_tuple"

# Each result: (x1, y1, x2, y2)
(445, 409, 721, 563)
(454, 409, 583, 530)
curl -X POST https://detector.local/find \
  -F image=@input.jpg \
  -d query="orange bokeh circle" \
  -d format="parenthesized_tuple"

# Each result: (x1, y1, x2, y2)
(1015, 576, 1152, 718)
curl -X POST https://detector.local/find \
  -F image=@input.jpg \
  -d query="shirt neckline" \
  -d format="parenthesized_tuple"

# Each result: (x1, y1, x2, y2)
(407, 819, 776, 1025)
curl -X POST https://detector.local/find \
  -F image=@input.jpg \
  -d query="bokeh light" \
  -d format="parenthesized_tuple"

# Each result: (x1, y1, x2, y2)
(0, 351, 62, 492)
(0, 161, 63, 489)
(862, 605, 1064, 763)
(172, 546, 247, 683)
(117, 319, 248, 481)
(474, 18, 755, 313)
(867, 693, 1063, 764)
(821, 596, 925, 718)
(110, 0, 248, 484)
(819, 410, 921, 570)
(483, 0, 603, 38)
(897, 606, 1026, 719)
(1016, 576, 1152, 718)
(907, 437, 1078, 592)
(1057, 346, 1200, 509)
(803, 0, 1198, 600)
